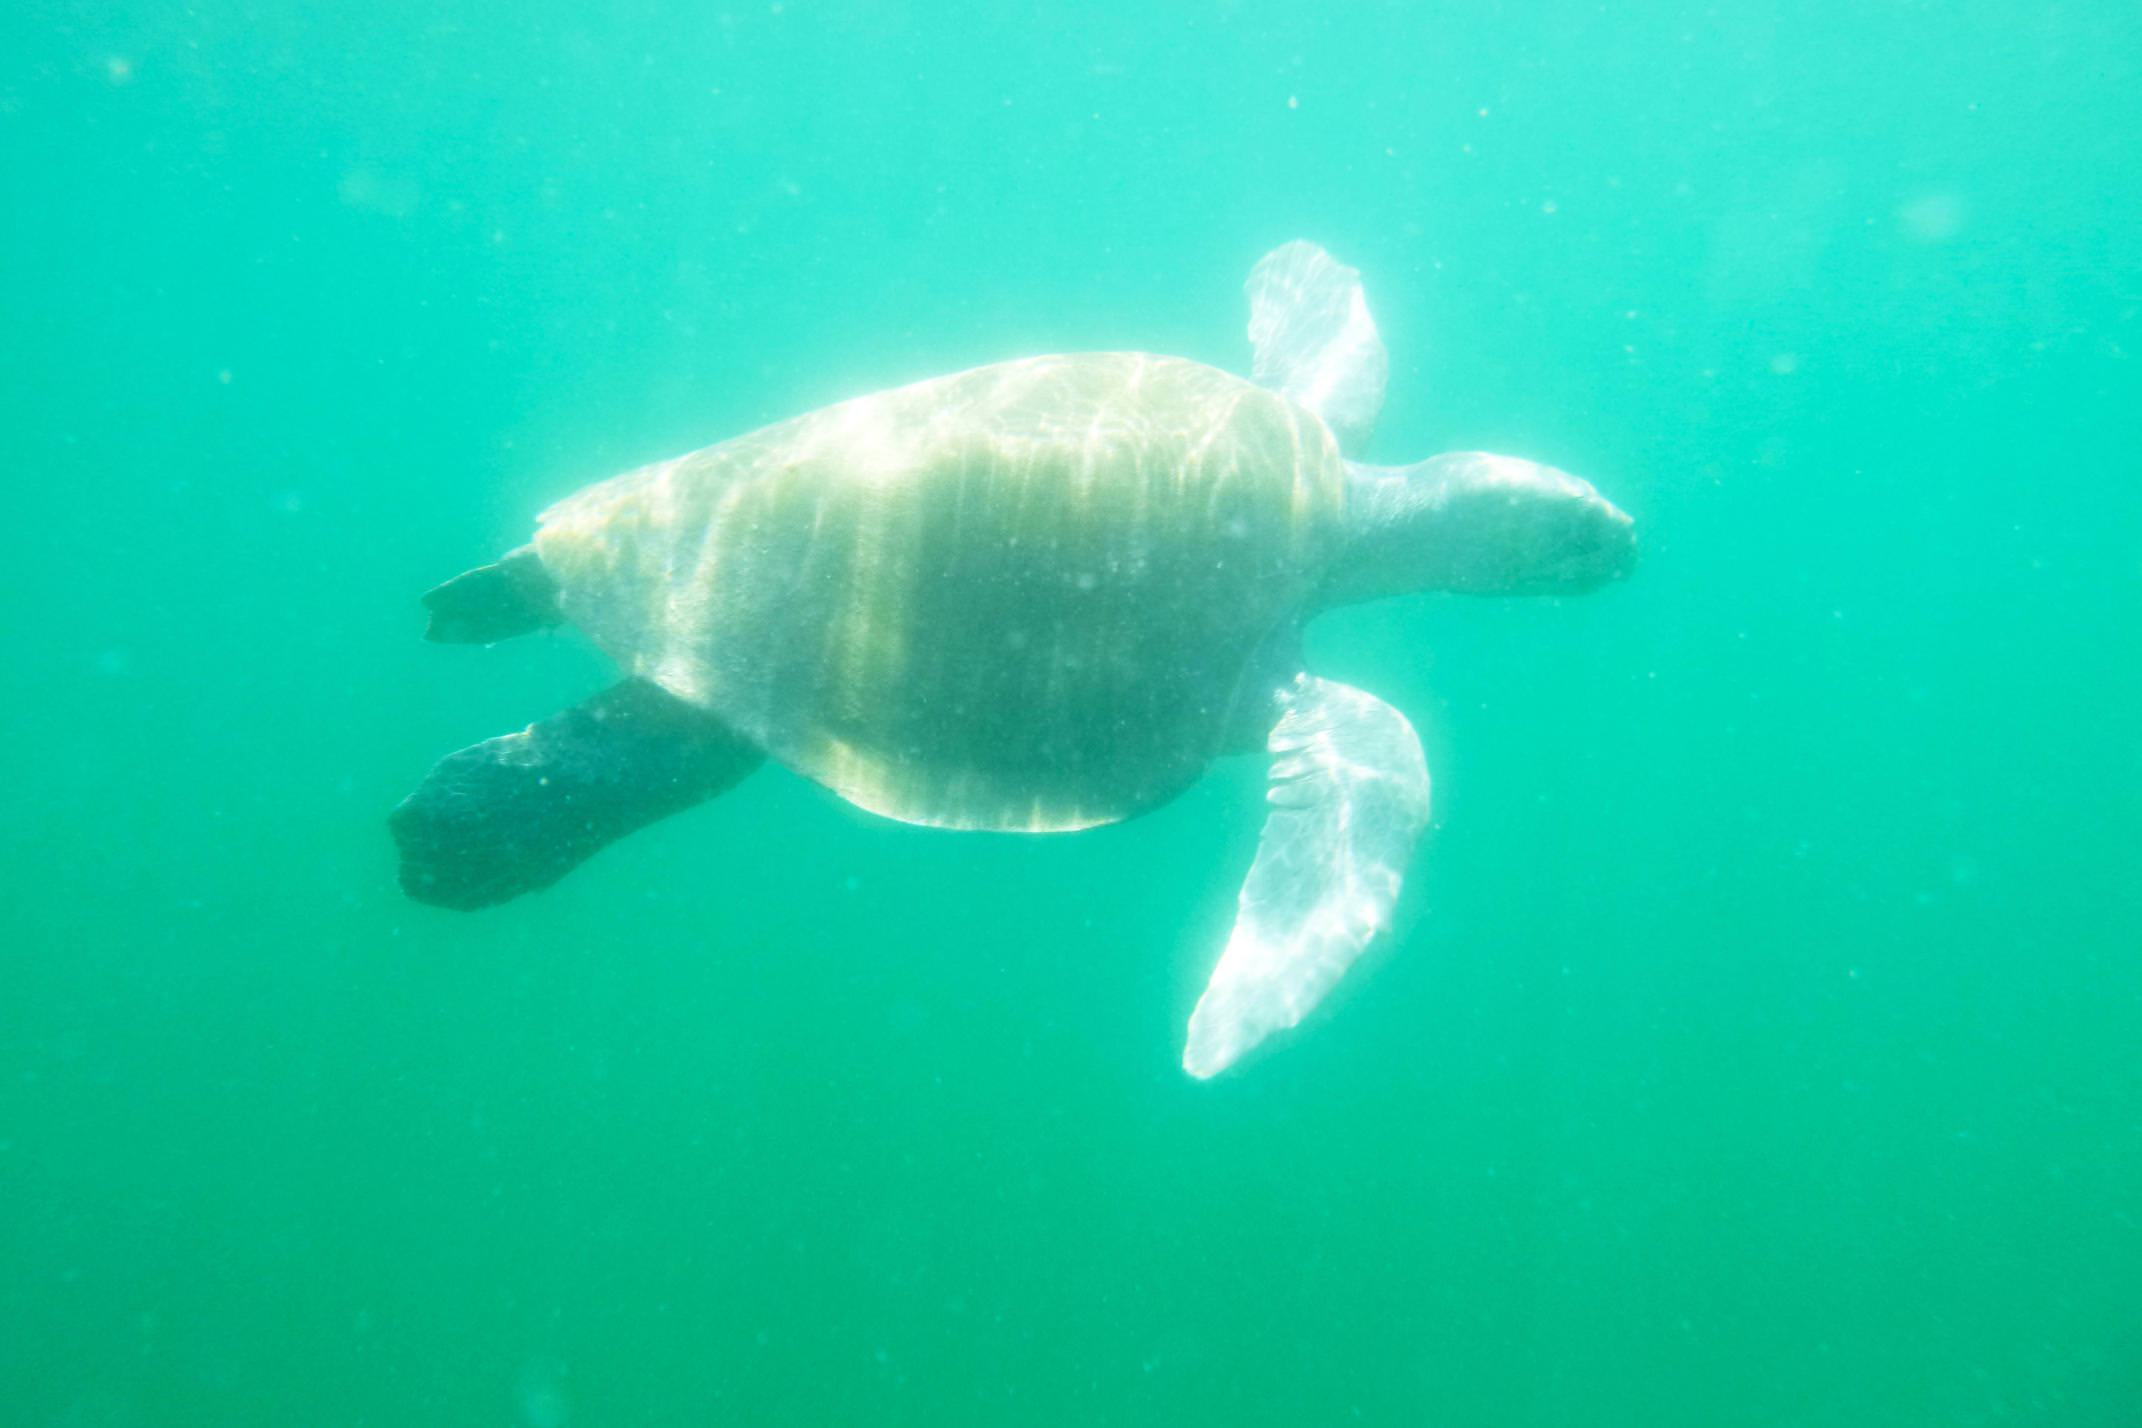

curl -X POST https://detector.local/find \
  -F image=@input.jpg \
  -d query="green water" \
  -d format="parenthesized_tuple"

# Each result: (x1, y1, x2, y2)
(5, 2, 2139, 1423)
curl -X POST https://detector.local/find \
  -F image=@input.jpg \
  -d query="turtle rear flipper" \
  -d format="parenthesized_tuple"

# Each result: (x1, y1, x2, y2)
(390, 679, 763, 909)
(421, 545, 562, 644)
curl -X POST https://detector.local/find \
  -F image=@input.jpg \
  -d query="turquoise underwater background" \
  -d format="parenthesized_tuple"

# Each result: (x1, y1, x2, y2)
(4, 1, 2139, 1424)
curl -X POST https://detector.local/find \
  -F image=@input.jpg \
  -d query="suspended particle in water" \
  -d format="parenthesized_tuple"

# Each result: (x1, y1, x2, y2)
(1897, 191, 1967, 244)
(515, 1357, 570, 1428)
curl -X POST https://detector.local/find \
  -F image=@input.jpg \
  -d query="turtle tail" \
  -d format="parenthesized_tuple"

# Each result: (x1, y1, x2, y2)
(420, 545, 563, 644)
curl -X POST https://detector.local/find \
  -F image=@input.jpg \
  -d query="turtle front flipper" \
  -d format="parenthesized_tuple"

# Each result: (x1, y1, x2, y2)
(390, 679, 763, 910)
(1182, 675, 1431, 1078)
(1244, 240, 1389, 454)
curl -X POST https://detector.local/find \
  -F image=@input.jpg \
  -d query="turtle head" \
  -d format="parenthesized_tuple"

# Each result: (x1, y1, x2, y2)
(1318, 452, 1636, 607)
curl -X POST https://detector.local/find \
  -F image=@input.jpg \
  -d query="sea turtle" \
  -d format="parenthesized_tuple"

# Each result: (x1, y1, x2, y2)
(390, 241, 1636, 1078)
